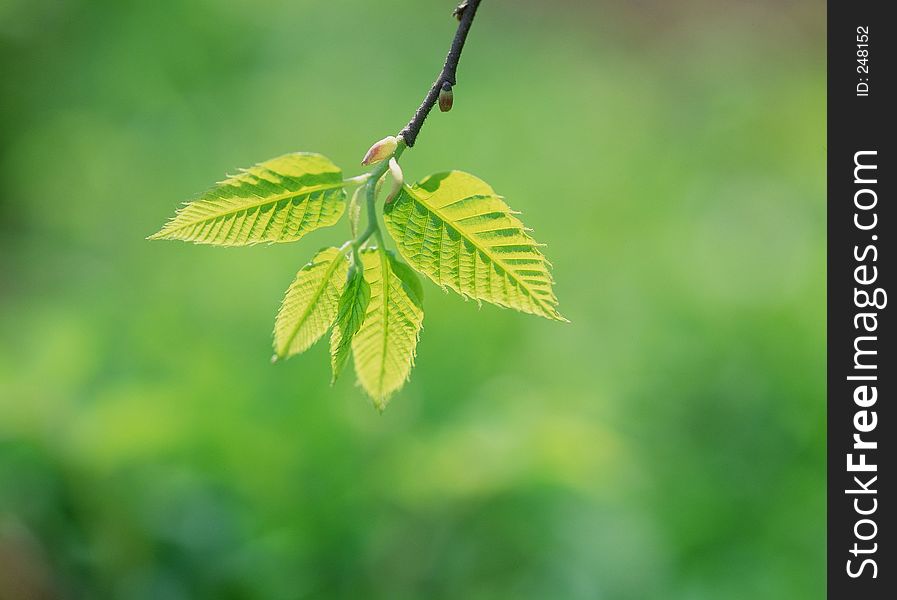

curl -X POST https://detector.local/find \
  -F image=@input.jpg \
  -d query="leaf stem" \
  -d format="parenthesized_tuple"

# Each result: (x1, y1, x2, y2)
(397, 0, 483, 147)
(351, 141, 407, 257)
(343, 173, 371, 187)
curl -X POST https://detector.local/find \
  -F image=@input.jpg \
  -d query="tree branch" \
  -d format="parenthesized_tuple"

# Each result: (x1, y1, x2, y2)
(397, 0, 483, 147)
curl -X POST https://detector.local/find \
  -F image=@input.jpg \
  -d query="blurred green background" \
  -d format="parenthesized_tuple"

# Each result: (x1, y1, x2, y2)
(0, 0, 824, 598)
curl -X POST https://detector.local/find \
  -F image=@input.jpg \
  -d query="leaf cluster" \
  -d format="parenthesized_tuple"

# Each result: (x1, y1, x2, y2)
(150, 152, 564, 409)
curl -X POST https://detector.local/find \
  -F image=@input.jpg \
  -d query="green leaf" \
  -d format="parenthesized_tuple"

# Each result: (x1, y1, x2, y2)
(329, 266, 371, 383)
(149, 153, 347, 246)
(388, 258, 425, 303)
(352, 249, 424, 410)
(273, 246, 349, 360)
(383, 171, 565, 321)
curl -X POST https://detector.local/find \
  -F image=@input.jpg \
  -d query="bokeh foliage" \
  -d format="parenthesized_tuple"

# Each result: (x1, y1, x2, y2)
(1, 0, 824, 598)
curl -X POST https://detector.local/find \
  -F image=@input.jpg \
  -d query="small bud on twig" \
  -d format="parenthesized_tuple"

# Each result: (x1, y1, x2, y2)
(438, 82, 454, 112)
(452, 1, 469, 21)
(361, 135, 399, 166)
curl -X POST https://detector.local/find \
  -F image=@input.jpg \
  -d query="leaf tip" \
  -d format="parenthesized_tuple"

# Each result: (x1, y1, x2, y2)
(329, 360, 342, 386)
(541, 305, 570, 323)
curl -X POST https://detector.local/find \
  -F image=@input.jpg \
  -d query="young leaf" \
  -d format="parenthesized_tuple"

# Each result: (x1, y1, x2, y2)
(383, 171, 565, 321)
(329, 268, 371, 383)
(149, 153, 347, 246)
(273, 246, 349, 361)
(352, 249, 424, 410)
(348, 186, 364, 238)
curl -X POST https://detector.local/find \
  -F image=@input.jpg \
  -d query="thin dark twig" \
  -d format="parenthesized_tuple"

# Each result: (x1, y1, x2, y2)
(397, 0, 482, 147)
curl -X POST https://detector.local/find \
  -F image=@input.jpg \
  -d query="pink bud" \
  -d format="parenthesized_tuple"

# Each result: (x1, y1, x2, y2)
(361, 136, 399, 166)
